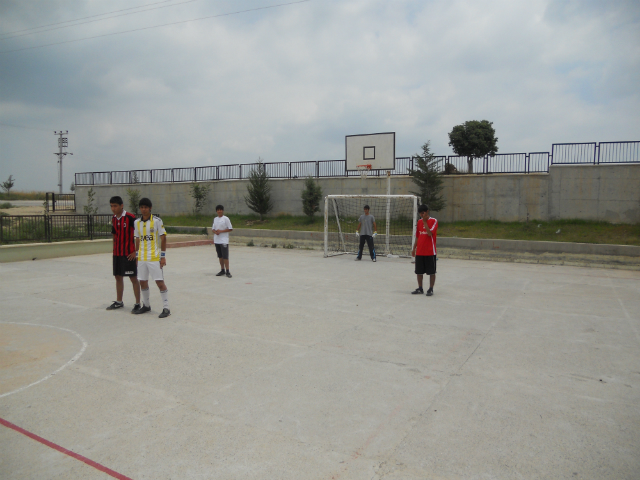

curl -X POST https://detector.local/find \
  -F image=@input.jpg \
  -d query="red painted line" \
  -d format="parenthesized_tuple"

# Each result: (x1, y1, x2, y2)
(0, 417, 133, 480)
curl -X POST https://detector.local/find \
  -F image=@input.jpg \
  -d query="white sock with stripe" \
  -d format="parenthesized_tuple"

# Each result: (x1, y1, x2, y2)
(160, 289, 169, 310)
(142, 288, 150, 307)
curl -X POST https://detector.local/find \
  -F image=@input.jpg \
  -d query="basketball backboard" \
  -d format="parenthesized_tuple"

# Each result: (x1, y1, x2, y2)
(346, 132, 395, 172)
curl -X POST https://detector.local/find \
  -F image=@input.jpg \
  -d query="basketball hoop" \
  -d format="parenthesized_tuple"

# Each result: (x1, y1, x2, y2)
(356, 164, 372, 179)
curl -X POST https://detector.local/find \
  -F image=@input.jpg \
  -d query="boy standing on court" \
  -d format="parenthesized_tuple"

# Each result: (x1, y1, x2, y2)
(132, 198, 171, 318)
(411, 204, 438, 296)
(107, 196, 141, 312)
(355, 205, 377, 262)
(212, 205, 233, 278)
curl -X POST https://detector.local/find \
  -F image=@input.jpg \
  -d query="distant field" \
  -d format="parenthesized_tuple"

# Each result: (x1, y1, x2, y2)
(0, 191, 46, 201)
(163, 214, 640, 246)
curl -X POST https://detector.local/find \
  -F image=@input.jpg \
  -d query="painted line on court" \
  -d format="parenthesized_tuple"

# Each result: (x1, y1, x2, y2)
(0, 417, 133, 480)
(0, 322, 87, 399)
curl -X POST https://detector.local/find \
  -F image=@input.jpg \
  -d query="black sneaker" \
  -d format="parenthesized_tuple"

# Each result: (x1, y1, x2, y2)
(131, 304, 141, 313)
(426, 288, 434, 296)
(106, 301, 124, 310)
(225, 272, 232, 278)
(216, 270, 226, 276)
(355, 257, 361, 261)
(159, 308, 171, 318)
(133, 305, 151, 314)
(411, 288, 424, 295)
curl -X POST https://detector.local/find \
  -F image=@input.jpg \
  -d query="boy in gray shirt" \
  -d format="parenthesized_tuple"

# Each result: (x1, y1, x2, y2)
(355, 205, 377, 262)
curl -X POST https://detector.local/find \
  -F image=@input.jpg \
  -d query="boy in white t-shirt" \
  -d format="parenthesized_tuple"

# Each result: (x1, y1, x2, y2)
(212, 205, 233, 278)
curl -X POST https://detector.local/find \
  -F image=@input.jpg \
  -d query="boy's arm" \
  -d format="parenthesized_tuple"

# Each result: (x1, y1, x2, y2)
(160, 234, 166, 267)
(373, 221, 377, 232)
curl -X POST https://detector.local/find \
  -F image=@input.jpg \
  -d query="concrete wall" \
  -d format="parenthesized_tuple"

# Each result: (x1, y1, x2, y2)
(75, 164, 640, 223)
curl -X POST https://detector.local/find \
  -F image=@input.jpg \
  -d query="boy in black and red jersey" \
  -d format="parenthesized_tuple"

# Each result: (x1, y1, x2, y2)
(107, 196, 141, 312)
(411, 204, 438, 296)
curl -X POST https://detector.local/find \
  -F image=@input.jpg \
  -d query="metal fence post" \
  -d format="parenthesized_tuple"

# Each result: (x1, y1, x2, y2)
(316, 161, 319, 178)
(596, 143, 600, 165)
(0, 215, 3, 243)
(88, 215, 93, 240)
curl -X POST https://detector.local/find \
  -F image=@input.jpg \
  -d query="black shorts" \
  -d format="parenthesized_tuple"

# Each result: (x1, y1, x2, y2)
(215, 243, 229, 260)
(415, 255, 436, 275)
(113, 256, 137, 277)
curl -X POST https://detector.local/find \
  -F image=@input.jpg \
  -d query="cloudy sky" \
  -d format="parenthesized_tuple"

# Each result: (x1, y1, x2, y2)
(1, 0, 639, 192)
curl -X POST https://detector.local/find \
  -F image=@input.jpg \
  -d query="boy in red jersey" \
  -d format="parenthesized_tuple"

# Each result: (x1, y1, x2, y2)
(107, 196, 141, 312)
(411, 204, 438, 296)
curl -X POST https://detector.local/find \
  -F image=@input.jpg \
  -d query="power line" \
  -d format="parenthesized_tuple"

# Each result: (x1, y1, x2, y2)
(0, 0, 178, 37)
(0, 0, 198, 41)
(0, 122, 51, 132)
(0, 0, 311, 54)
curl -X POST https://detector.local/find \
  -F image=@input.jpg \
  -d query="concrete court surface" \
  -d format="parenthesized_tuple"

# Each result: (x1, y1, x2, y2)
(0, 246, 639, 480)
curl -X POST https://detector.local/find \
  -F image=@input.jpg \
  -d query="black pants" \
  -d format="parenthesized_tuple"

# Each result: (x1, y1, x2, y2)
(357, 235, 376, 260)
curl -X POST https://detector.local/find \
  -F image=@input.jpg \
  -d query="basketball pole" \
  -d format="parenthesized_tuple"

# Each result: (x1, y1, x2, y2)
(385, 171, 391, 255)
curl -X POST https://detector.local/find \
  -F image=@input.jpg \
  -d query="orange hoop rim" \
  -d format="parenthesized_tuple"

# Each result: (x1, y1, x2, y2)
(356, 164, 372, 170)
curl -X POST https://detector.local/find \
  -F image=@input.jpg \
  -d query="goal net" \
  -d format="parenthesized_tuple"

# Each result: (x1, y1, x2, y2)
(324, 195, 418, 257)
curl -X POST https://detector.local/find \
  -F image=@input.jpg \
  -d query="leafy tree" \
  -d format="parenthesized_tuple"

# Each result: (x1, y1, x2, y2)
(448, 120, 498, 173)
(408, 141, 446, 212)
(244, 160, 273, 220)
(131, 171, 140, 184)
(69, 181, 75, 192)
(126, 187, 141, 214)
(83, 187, 98, 215)
(1, 175, 15, 198)
(189, 183, 210, 215)
(300, 176, 323, 222)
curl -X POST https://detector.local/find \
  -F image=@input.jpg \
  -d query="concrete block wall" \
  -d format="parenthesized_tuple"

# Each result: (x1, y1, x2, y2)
(75, 164, 640, 223)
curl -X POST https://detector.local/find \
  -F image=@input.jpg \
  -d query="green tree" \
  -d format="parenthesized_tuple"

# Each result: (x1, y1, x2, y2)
(189, 183, 210, 215)
(126, 187, 141, 214)
(69, 181, 75, 192)
(244, 160, 273, 220)
(409, 141, 446, 211)
(1, 175, 15, 198)
(300, 176, 323, 222)
(83, 187, 98, 215)
(448, 120, 498, 174)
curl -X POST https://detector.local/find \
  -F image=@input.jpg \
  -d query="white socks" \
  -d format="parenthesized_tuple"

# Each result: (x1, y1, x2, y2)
(160, 289, 169, 309)
(142, 288, 150, 307)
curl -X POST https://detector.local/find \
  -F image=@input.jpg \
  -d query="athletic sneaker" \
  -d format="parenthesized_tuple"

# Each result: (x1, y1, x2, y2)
(106, 301, 124, 310)
(426, 288, 434, 296)
(226, 272, 232, 278)
(411, 288, 424, 295)
(133, 305, 151, 314)
(355, 257, 361, 261)
(131, 304, 141, 313)
(372, 258, 376, 262)
(159, 308, 171, 318)
(216, 270, 226, 276)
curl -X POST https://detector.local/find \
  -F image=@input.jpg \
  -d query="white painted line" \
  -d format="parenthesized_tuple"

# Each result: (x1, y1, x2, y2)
(0, 322, 87, 399)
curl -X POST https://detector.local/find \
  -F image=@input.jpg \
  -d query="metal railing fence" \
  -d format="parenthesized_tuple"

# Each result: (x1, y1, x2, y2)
(75, 140, 639, 185)
(45, 193, 76, 212)
(0, 214, 113, 244)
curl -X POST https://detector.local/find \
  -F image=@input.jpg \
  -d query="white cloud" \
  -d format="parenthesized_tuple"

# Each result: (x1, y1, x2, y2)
(0, 0, 638, 190)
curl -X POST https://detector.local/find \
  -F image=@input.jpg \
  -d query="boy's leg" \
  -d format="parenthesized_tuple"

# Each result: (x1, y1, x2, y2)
(417, 274, 423, 289)
(115, 276, 124, 302)
(155, 279, 170, 317)
(430, 274, 436, 289)
(357, 235, 366, 259)
(129, 276, 141, 304)
(366, 235, 375, 260)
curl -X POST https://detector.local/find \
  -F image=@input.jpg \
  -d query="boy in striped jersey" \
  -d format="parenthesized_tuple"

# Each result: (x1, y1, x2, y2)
(108, 196, 141, 312)
(133, 198, 171, 318)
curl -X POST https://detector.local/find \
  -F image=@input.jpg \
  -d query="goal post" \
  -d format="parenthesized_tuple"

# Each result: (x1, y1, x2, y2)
(324, 195, 418, 258)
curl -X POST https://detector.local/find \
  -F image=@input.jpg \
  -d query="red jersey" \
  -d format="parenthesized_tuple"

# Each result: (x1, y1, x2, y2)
(415, 217, 438, 256)
(111, 211, 136, 256)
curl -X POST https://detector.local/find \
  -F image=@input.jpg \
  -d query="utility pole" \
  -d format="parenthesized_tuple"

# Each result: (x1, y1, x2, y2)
(54, 130, 73, 194)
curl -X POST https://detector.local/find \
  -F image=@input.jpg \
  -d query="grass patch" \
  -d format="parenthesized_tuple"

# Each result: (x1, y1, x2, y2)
(438, 219, 640, 246)
(163, 213, 325, 232)
(0, 191, 47, 201)
(0, 202, 13, 209)
(164, 214, 640, 246)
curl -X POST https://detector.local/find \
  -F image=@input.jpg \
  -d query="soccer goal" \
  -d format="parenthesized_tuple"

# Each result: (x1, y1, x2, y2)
(324, 195, 418, 257)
